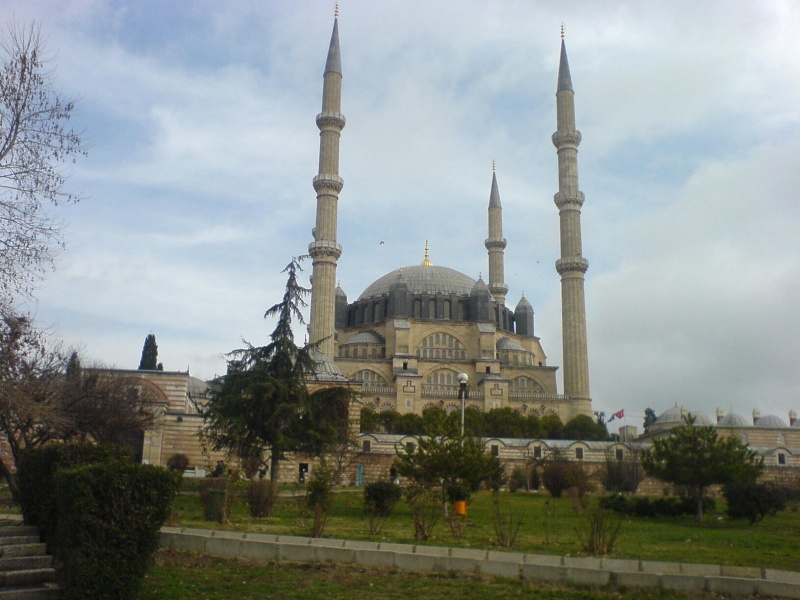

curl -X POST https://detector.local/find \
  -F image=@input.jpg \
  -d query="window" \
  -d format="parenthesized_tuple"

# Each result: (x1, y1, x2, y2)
(575, 448, 584, 460)
(778, 453, 786, 465)
(362, 440, 372, 453)
(615, 448, 624, 461)
(491, 445, 499, 456)
(533, 446, 542, 459)
(406, 442, 415, 453)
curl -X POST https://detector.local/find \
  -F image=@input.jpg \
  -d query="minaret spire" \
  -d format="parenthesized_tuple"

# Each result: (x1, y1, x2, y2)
(308, 15, 346, 359)
(552, 32, 591, 418)
(485, 164, 508, 307)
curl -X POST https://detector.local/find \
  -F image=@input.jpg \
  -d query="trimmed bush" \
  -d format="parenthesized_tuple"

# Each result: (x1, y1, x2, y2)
(247, 479, 278, 518)
(724, 481, 787, 525)
(16, 442, 132, 546)
(54, 460, 180, 599)
(166, 453, 190, 472)
(542, 460, 585, 499)
(364, 480, 402, 517)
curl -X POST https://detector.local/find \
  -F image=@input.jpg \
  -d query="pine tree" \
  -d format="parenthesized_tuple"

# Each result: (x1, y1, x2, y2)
(138, 334, 158, 370)
(202, 258, 354, 481)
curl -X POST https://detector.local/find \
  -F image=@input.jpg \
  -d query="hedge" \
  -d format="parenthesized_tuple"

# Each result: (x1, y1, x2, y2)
(16, 442, 133, 547)
(54, 460, 180, 599)
(600, 493, 716, 517)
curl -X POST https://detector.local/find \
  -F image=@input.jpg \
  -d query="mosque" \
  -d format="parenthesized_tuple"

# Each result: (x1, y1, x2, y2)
(306, 16, 592, 423)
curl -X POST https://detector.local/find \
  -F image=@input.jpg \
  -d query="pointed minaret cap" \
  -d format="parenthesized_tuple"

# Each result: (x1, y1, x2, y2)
(325, 14, 342, 75)
(489, 164, 501, 208)
(557, 25, 573, 93)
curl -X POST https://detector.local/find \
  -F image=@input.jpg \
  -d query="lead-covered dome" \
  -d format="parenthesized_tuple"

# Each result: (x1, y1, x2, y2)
(358, 265, 476, 300)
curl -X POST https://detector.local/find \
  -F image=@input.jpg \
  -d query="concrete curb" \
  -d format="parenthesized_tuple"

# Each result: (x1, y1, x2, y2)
(159, 527, 800, 598)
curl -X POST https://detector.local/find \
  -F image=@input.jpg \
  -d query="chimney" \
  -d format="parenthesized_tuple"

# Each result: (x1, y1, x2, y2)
(716, 407, 724, 424)
(752, 408, 761, 426)
(790, 410, 797, 426)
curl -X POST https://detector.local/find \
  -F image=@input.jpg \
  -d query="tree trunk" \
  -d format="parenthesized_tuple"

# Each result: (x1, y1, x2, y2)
(695, 486, 704, 521)
(270, 451, 281, 483)
(0, 459, 20, 505)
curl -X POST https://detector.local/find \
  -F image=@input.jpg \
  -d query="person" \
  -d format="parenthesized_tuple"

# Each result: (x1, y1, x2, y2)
(212, 460, 225, 477)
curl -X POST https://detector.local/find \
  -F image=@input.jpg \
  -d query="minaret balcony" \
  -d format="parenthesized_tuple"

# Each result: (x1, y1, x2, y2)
(316, 111, 346, 129)
(555, 256, 589, 275)
(553, 191, 585, 210)
(308, 239, 343, 260)
(484, 237, 507, 250)
(551, 129, 582, 149)
(313, 174, 344, 193)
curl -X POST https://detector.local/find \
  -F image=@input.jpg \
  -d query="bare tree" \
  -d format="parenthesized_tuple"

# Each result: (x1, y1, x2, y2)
(0, 21, 85, 305)
(0, 311, 159, 502)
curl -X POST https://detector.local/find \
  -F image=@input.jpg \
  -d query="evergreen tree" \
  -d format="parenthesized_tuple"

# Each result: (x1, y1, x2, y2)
(642, 415, 763, 520)
(138, 334, 158, 370)
(202, 258, 354, 481)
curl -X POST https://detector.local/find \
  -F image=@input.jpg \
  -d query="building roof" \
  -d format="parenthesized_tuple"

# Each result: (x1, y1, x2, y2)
(754, 415, 788, 428)
(358, 265, 476, 300)
(717, 413, 749, 428)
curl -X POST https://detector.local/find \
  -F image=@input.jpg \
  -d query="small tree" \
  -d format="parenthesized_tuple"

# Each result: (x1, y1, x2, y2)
(394, 415, 504, 518)
(642, 415, 763, 520)
(138, 334, 158, 370)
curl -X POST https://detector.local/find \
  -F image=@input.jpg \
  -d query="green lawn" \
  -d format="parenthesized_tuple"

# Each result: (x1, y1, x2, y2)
(141, 548, 714, 600)
(168, 486, 800, 572)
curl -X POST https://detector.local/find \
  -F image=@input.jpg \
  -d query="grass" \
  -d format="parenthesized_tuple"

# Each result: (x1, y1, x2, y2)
(141, 548, 714, 600)
(168, 485, 800, 572)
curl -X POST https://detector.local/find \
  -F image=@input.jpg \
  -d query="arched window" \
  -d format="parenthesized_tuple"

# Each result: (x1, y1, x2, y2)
(417, 333, 466, 361)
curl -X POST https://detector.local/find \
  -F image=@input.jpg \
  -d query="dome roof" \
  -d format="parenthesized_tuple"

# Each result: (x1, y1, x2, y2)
(358, 265, 476, 300)
(754, 415, 788, 428)
(343, 331, 385, 345)
(717, 413, 749, 428)
(188, 376, 211, 397)
(497, 337, 525, 351)
(653, 406, 713, 427)
(307, 348, 347, 380)
(515, 294, 533, 312)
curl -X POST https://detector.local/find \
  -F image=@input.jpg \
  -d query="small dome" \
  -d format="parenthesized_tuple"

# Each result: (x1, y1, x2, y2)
(497, 337, 525, 351)
(653, 406, 683, 425)
(307, 348, 345, 379)
(335, 284, 347, 298)
(754, 415, 788, 428)
(717, 413, 749, 428)
(653, 406, 712, 427)
(188, 376, 211, 397)
(343, 331, 385, 345)
(358, 265, 475, 300)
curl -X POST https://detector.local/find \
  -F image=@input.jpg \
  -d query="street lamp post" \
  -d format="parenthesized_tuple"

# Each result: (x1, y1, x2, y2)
(457, 373, 469, 440)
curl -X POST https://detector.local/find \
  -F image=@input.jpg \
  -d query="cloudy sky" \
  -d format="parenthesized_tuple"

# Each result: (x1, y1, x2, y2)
(3, 1, 799, 432)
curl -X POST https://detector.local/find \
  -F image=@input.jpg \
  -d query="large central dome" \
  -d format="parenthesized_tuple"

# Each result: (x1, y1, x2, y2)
(358, 265, 476, 300)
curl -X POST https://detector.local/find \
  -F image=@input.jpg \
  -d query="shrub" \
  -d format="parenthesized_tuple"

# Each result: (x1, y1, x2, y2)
(166, 453, 190, 472)
(492, 490, 522, 548)
(16, 443, 132, 547)
(599, 494, 715, 518)
(364, 480, 402, 535)
(54, 460, 180, 599)
(508, 466, 528, 493)
(576, 502, 623, 556)
(303, 466, 333, 537)
(405, 484, 440, 542)
(247, 479, 278, 518)
(724, 481, 787, 525)
(542, 460, 586, 499)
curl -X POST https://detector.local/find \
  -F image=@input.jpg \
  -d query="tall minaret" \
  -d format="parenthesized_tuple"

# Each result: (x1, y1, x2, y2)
(308, 14, 345, 359)
(485, 163, 508, 307)
(552, 29, 591, 417)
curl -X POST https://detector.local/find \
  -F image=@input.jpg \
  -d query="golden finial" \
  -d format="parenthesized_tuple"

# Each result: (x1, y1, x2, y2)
(421, 240, 433, 266)
(335, 3, 339, 19)
(561, 23, 565, 39)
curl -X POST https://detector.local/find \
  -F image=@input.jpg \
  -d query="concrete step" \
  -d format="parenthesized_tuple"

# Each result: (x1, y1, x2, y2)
(0, 543, 47, 558)
(0, 526, 38, 538)
(0, 536, 39, 546)
(0, 583, 61, 599)
(0, 567, 56, 587)
(1, 555, 53, 572)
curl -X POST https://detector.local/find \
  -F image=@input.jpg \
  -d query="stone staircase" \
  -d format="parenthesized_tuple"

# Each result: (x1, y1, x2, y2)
(0, 525, 60, 599)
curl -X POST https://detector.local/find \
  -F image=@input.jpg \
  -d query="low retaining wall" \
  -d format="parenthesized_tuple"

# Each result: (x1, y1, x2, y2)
(160, 527, 800, 598)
